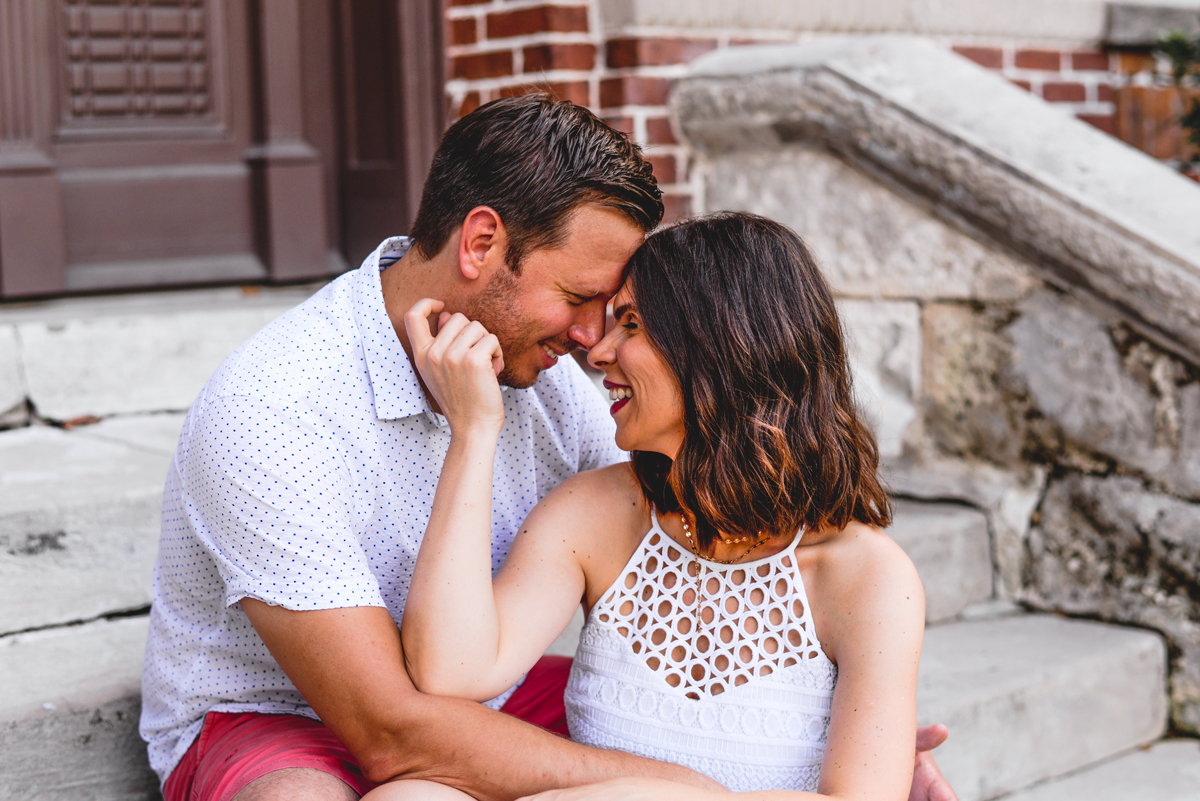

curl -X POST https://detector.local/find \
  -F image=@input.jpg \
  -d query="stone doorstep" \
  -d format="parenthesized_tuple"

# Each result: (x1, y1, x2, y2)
(919, 615, 1169, 801)
(0, 282, 318, 424)
(889, 500, 992, 623)
(997, 739, 1200, 801)
(0, 423, 180, 635)
(0, 616, 159, 801)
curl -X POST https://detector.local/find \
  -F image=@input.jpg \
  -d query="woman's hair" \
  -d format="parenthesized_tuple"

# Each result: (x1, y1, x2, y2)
(626, 212, 891, 548)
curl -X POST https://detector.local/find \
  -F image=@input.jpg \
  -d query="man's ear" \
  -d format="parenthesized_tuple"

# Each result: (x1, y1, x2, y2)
(457, 206, 506, 282)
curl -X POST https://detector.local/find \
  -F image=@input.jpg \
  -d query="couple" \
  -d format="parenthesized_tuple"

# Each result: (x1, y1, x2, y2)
(141, 94, 950, 801)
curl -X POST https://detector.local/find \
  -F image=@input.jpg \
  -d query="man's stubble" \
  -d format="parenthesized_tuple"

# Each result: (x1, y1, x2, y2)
(464, 267, 571, 390)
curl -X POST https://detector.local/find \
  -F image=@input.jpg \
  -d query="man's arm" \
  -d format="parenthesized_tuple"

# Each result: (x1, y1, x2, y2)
(240, 599, 725, 800)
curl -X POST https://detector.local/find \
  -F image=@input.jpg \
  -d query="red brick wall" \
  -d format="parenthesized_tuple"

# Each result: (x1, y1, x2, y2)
(445, 3, 1183, 217)
(951, 45, 1127, 135)
(445, 1, 696, 221)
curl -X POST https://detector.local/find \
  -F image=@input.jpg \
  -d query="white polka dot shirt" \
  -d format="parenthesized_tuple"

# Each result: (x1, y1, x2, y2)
(139, 237, 625, 783)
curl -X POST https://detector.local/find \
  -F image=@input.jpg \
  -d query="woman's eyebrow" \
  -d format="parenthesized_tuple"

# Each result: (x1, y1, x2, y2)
(612, 302, 635, 320)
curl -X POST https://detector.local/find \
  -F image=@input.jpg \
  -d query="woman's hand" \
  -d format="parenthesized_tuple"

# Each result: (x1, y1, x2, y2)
(404, 298, 505, 434)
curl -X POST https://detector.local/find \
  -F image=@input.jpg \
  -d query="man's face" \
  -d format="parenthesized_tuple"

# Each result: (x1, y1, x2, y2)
(465, 204, 645, 389)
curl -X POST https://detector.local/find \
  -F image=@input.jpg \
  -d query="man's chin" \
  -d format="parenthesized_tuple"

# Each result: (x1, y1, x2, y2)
(498, 364, 540, 390)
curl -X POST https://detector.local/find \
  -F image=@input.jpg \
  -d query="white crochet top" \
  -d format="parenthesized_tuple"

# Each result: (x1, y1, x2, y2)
(565, 509, 836, 792)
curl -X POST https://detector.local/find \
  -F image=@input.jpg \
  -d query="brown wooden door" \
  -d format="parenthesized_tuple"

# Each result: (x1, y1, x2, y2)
(332, 0, 444, 269)
(0, 0, 443, 299)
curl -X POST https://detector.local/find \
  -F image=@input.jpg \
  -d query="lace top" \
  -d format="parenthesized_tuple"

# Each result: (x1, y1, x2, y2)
(564, 510, 837, 792)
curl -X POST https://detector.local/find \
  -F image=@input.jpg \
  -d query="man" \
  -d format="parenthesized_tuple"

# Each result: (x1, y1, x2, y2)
(141, 94, 956, 801)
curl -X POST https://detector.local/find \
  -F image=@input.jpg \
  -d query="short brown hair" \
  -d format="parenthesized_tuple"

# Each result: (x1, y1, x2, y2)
(409, 94, 663, 273)
(626, 213, 891, 548)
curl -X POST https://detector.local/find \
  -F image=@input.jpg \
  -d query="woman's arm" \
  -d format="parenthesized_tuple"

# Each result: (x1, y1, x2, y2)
(399, 300, 601, 701)
(808, 524, 925, 801)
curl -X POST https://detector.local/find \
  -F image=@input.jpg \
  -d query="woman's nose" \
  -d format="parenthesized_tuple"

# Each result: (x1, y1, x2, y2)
(588, 327, 618, 370)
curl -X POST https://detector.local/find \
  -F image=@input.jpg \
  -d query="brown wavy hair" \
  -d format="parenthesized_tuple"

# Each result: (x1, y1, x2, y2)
(626, 213, 891, 549)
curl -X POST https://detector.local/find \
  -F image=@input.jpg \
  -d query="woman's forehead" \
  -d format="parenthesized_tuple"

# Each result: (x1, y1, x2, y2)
(612, 282, 636, 310)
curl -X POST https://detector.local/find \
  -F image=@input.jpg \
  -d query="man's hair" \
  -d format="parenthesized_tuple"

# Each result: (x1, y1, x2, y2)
(409, 94, 663, 273)
(625, 212, 892, 549)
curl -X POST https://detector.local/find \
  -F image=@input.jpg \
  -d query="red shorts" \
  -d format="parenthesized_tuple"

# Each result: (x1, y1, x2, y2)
(162, 655, 573, 801)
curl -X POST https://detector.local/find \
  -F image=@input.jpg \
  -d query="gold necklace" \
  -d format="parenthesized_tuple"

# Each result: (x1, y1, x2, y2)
(680, 514, 767, 564)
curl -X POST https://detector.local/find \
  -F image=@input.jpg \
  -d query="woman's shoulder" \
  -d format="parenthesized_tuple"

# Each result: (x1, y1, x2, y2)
(802, 521, 925, 654)
(532, 463, 647, 537)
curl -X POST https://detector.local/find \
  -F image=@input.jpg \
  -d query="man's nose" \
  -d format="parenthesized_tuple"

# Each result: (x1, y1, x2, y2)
(568, 305, 606, 349)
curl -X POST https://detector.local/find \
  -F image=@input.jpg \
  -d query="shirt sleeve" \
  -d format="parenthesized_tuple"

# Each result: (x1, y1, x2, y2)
(178, 392, 387, 611)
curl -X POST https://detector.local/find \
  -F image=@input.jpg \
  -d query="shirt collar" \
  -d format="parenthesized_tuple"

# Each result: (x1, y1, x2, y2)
(354, 237, 434, 421)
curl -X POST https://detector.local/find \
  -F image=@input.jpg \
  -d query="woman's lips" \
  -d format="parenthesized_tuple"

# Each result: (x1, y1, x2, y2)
(603, 380, 632, 416)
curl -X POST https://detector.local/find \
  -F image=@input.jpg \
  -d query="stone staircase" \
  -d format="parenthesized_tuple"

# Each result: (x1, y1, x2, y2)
(1, 290, 1192, 800)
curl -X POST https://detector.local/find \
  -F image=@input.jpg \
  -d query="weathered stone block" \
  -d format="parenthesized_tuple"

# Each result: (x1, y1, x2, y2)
(0, 427, 171, 633)
(922, 302, 1027, 467)
(838, 299, 921, 459)
(18, 305, 290, 421)
(1008, 291, 1200, 497)
(702, 147, 1038, 302)
(919, 615, 1167, 801)
(884, 452, 1046, 599)
(0, 616, 158, 801)
(1028, 474, 1200, 732)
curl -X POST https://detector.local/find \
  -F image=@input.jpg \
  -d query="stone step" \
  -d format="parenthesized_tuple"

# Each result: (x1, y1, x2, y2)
(0, 416, 184, 635)
(0, 615, 159, 801)
(0, 284, 317, 423)
(997, 739, 1200, 801)
(0, 611, 1168, 801)
(919, 613, 1169, 801)
(889, 499, 993, 623)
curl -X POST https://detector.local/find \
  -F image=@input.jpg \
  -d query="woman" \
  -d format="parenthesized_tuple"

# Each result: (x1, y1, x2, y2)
(394, 213, 923, 800)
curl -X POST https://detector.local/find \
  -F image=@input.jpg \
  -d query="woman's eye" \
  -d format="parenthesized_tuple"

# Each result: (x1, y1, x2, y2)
(622, 320, 639, 331)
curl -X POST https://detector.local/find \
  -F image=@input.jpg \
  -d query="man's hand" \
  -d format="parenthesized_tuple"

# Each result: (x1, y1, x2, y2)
(912, 724, 958, 801)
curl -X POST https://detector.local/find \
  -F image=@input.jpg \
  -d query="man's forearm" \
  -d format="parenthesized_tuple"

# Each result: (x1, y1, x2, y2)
(364, 691, 724, 801)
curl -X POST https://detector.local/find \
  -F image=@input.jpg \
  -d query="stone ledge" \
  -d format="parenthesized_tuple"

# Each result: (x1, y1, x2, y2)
(1104, 3, 1200, 47)
(0, 426, 174, 634)
(0, 282, 320, 423)
(0, 616, 158, 801)
(919, 614, 1168, 801)
(1000, 739, 1200, 801)
(672, 37, 1200, 365)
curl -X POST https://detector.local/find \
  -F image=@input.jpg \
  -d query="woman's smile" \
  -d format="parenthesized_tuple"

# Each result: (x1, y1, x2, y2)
(604, 380, 633, 415)
(589, 284, 685, 457)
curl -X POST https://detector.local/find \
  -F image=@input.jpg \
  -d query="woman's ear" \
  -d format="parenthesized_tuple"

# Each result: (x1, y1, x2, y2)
(457, 206, 506, 282)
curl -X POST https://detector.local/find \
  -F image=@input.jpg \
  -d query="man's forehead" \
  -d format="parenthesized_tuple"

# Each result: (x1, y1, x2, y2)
(551, 254, 628, 297)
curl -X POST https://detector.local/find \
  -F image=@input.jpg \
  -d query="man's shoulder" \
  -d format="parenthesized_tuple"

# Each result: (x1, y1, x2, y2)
(207, 274, 366, 402)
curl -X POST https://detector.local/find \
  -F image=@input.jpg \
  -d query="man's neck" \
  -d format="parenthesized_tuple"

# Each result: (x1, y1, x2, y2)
(380, 244, 459, 363)
(379, 245, 465, 416)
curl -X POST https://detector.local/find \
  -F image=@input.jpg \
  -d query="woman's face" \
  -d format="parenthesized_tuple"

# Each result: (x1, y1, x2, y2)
(587, 283, 686, 458)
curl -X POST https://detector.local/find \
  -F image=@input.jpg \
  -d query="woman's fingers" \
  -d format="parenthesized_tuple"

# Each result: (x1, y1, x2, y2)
(403, 298, 446, 354)
(403, 300, 505, 431)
